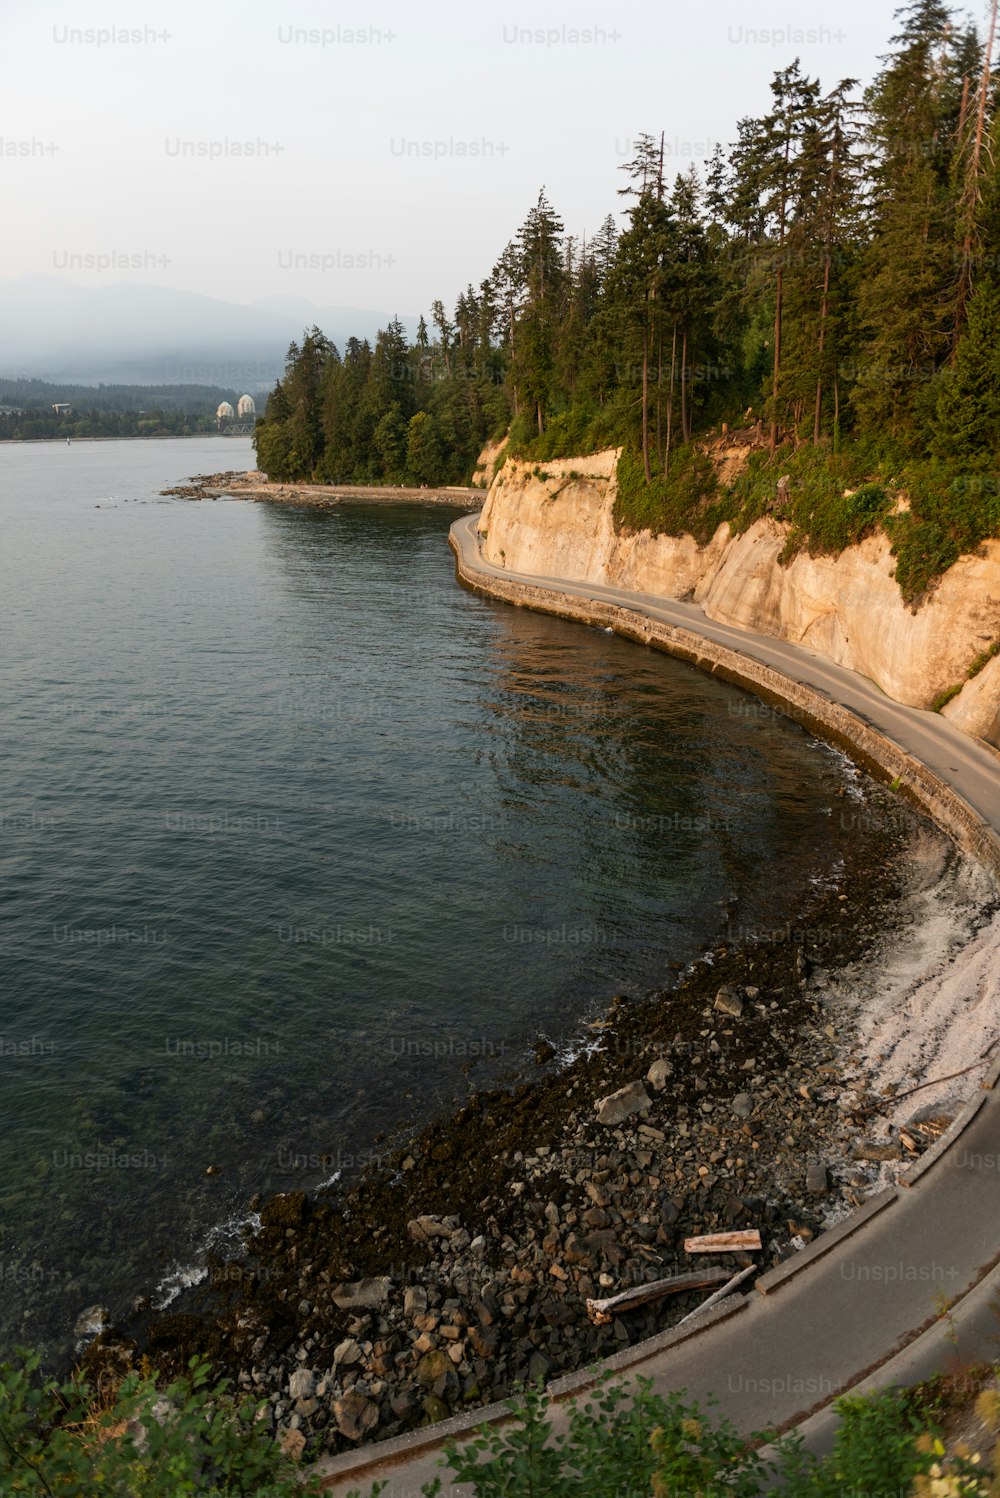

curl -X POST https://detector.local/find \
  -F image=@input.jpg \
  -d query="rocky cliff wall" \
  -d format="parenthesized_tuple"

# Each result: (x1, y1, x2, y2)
(477, 451, 1000, 748)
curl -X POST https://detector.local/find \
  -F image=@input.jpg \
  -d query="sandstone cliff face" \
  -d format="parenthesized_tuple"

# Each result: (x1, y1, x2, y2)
(470, 438, 508, 490)
(477, 451, 1000, 748)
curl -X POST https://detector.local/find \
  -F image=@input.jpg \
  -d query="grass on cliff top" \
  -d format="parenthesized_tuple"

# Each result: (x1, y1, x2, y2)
(613, 439, 1000, 606)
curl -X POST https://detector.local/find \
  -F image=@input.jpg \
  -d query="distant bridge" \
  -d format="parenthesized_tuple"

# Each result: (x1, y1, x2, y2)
(219, 423, 255, 437)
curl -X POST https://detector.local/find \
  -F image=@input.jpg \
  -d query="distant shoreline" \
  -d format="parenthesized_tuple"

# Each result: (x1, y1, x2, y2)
(0, 433, 246, 445)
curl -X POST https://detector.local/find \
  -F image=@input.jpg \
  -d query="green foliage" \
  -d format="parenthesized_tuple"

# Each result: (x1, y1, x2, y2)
(0, 1350, 318, 1497)
(406, 411, 445, 485)
(2, 1357, 967, 1498)
(779, 1390, 939, 1497)
(372, 403, 408, 480)
(350, 1380, 947, 1498)
(612, 436, 999, 604)
(931, 682, 963, 711)
(252, 417, 295, 484)
(932, 283, 1000, 462)
(614, 443, 732, 543)
(248, 4, 1000, 605)
(507, 404, 616, 462)
(969, 640, 1000, 678)
(421, 1378, 776, 1498)
(886, 459, 1000, 602)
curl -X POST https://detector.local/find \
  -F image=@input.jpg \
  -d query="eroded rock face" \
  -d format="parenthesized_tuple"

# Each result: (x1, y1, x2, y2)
(478, 453, 1000, 746)
(943, 652, 1000, 744)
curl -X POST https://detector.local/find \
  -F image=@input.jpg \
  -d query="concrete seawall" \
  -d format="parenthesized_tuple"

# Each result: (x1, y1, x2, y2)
(449, 525, 1000, 886)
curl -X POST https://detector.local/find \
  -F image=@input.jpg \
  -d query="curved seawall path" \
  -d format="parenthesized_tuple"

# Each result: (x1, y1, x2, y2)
(314, 514, 1000, 1495)
(449, 514, 1000, 880)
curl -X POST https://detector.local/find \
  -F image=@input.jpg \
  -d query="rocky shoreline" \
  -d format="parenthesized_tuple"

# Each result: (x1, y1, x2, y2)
(161, 469, 482, 508)
(78, 781, 996, 1468)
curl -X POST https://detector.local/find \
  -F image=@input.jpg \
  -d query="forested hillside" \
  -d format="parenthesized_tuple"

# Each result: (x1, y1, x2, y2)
(0, 380, 233, 441)
(255, 1, 1000, 592)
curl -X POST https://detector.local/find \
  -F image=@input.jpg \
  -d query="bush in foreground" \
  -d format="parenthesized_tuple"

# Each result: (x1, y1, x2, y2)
(0, 1350, 320, 1497)
(2, 1352, 995, 1497)
(348, 1376, 978, 1497)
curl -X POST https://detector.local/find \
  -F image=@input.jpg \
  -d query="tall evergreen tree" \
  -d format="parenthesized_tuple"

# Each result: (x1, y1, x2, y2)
(854, 0, 960, 436)
(284, 328, 334, 477)
(932, 277, 1000, 457)
(512, 189, 566, 434)
(608, 185, 674, 480)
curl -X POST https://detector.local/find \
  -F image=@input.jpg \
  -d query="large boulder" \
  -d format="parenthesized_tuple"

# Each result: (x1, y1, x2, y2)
(594, 1080, 652, 1126)
(331, 1277, 391, 1311)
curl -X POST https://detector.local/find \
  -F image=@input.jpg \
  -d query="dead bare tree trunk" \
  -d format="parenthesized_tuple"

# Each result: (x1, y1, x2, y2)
(665, 319, 678, 477)
(681, 323, 691, 444)
(771, 256, 783, 453)
(642, 298, 651, 484)
(655, 327, 663, 462)
(956, 0, 999, 338)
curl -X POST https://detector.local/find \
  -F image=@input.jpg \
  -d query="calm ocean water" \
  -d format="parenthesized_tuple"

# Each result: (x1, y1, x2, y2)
(1, 436, 870, 1356)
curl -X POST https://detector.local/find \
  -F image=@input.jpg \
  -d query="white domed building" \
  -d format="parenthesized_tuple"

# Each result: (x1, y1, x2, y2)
(237, 394, 256, 418)
(216, 400, 235, 429)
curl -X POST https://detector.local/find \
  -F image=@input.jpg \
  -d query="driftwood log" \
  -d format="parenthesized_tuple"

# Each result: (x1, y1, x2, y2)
(684, 1230, 762, 1255)
(585, 1268, 730, 1326)
(676, 1263, 759, 1326)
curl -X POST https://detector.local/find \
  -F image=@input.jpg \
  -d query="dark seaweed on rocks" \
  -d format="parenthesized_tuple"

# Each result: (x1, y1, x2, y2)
(86, 788, 922, 1461)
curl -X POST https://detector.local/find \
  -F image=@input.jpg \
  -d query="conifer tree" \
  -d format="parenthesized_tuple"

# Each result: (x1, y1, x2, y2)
(854, 0, 959, 436)
(932, 277, 1000, 457)
(512, 189, 565, 434)
(608, 186, 673, 480)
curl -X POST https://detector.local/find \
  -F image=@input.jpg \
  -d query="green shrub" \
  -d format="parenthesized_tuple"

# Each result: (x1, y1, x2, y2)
(507, 404, 619, 463)
(932, 682, 964, 712)
(0, 1350, 317, 1496)
(2, 1354, 963, 1498)
(779, 1390, 941, 1497)
(968, 640, 1000, 679)
(614, 444, 735, 544)
(887, 513, 961, 605)
(347, 1379, 946, 1498)
(885, 458, 1000, 602)
(843, 483, 893, 542)
(408, 1378, 779, 1498)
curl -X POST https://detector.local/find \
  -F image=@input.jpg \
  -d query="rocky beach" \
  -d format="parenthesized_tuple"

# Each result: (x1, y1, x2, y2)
(80, 781, 1000, 1467)
(160, 470, 483, 508)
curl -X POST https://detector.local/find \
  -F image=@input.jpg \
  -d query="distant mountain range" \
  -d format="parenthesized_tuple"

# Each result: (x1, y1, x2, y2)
(0, 277, 419, 388)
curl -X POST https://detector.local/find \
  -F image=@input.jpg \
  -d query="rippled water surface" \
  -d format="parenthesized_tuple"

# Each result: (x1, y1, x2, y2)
(1, 437, 868, 1352)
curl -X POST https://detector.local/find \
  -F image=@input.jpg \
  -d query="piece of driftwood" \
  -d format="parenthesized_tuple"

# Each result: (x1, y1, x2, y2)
(684, 1230, 762, 1255)
(586, 1268, 730, 1326)
(676, 1263, 758, 1326)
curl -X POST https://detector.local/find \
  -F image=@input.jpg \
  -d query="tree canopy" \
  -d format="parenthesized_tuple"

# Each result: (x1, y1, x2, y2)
(255, 1, 1000, 488)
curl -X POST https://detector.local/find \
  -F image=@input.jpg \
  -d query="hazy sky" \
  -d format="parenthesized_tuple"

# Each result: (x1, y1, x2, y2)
(1, 0, 964, 319)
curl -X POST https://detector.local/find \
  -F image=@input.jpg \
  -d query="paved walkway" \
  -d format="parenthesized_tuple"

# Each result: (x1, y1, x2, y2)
(450, 514, 999, 833)
(316, 517, 1000, 1496)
